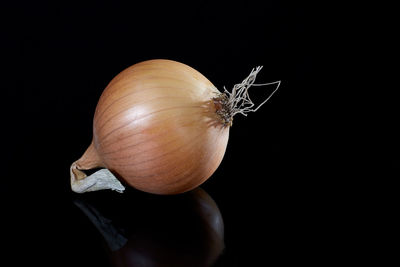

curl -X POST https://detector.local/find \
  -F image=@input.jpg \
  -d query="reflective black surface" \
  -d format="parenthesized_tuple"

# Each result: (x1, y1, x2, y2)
(1, 182, 336, 266)
(74, 188, 224, 266)
(0, 1, 360, 266)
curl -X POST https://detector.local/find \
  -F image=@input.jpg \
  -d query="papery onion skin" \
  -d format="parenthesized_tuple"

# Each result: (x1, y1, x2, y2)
(85, 59, 229, 194)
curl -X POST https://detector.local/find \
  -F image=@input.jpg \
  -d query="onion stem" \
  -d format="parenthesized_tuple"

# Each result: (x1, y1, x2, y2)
(70, 142, 125, 193)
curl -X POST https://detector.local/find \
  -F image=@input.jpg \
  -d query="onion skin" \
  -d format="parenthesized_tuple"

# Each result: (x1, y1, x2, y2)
(77, 59, 229, 194)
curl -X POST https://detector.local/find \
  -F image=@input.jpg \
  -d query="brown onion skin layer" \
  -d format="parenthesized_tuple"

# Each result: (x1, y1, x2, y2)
(92, 59, 229, 194)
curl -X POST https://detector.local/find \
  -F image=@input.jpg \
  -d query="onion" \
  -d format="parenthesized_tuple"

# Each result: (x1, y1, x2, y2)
(70, 59, 280, 194)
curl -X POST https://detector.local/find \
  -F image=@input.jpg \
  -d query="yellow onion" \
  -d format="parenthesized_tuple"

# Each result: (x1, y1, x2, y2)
(70, 59, 280, 194)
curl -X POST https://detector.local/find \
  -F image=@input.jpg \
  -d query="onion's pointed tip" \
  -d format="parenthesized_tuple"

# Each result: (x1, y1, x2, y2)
(71, 168, 125, 193)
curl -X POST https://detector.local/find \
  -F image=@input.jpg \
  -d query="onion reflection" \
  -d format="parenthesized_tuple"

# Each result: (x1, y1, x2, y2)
(74, 188, 224, 267)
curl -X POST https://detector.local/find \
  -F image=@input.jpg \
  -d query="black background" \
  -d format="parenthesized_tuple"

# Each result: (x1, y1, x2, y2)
(1, 1, 390, 266)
